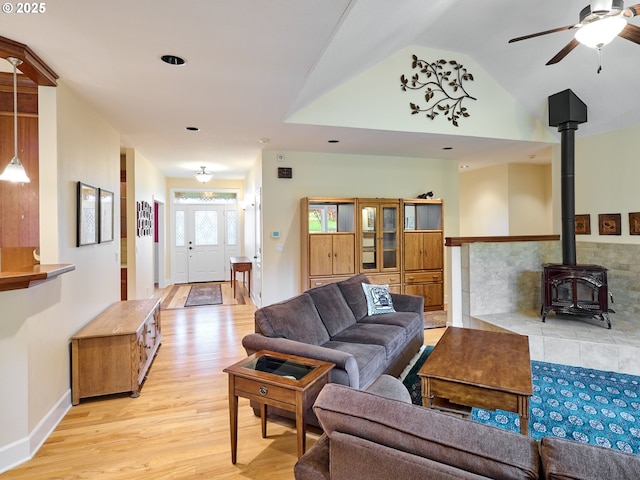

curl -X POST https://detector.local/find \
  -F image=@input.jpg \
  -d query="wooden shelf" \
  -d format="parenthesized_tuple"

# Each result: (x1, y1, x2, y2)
(0, 264, 75, 292)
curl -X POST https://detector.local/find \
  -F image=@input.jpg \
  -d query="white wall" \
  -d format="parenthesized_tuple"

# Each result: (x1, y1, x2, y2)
(0, 81, 121, 472)
(258, 150, 460, 306)
(554, 124, 640, 244)
(459, 163, 552, 236)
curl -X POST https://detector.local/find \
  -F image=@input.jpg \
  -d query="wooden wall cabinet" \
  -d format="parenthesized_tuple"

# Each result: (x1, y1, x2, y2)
(71, 298, 161, 405)
(301, 197, 445, 308)
(402, 200, 444, 311)
(358, 199, 401, 291)
(301, 198, 356, 289)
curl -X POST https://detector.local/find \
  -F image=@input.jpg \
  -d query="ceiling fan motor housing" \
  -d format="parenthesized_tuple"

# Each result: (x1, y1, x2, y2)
(584, 0, 624, 20)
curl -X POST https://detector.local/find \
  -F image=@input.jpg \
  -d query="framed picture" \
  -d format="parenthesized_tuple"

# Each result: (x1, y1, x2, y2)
(77, 182, 99, 246)
(575, 214, 591, 235)
(630, 212, 640, 235)
(99, 188, 114, 243)
(598, 213, 621, 236)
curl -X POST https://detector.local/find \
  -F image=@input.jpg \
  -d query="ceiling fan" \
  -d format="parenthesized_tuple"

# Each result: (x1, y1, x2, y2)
(509, 0, 640, 70)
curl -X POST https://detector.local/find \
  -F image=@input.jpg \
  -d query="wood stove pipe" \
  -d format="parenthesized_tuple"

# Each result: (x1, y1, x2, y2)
(548, 90, 587, 266)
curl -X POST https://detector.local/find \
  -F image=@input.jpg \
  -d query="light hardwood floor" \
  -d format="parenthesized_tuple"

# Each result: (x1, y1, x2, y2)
(2, 283, 445, 479)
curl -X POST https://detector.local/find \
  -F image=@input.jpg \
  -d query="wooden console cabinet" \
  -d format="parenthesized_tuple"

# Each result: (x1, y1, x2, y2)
(71, 298, 161, 405)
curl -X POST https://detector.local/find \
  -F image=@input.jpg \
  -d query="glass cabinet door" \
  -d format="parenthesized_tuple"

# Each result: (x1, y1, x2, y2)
(381, 205, 398, 270)
(359, 202, 399, 272)
(360, 206, 377, 270)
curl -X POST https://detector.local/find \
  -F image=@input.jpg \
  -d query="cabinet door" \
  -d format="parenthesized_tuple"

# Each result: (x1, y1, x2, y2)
(422, 232, 443, 270)
(309, 235, 334, 276)
(360, 205, 378, 272)
(380, 204, 399, 271)
(404, 232, 424, 271)
(423, 283, 443, 309)
(332, 234, 355, 275)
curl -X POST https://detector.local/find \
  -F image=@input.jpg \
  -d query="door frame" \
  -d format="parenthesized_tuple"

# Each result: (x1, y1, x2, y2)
(169, 187, 242, 285)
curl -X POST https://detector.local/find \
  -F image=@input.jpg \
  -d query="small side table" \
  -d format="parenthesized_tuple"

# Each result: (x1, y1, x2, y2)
(229, 256, 252, 298)
(224, 350, 334, 464)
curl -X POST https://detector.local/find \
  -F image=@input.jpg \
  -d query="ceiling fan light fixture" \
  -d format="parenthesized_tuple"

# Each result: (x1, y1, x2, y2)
(575, 16, 627, 48)
(194, 166, 213, 183)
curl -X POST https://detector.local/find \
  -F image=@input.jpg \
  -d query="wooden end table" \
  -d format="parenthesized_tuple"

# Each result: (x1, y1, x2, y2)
(418, 327, 532, 435)
(224, 350, 334, 464)
(229, 256, 252, 298)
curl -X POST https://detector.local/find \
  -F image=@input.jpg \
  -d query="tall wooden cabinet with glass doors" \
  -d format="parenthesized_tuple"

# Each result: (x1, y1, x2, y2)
(357, 199, 402, 293)
(301, 197, 444, 310)
(402, 199, 444, 311)
(301, 198, 356, 290)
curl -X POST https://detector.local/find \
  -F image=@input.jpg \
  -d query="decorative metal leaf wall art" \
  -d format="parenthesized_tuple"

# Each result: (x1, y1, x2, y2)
(400, 55, 476, 127)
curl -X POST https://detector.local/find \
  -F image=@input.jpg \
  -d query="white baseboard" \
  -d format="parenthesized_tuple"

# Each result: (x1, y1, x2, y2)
(0, 389, 71, 474)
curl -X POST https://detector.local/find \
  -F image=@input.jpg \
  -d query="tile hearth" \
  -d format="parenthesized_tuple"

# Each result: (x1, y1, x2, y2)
(469, 311, 640, 376)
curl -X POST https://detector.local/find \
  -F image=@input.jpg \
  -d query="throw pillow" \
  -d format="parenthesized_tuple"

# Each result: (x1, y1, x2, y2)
(361, 283, 395, 316)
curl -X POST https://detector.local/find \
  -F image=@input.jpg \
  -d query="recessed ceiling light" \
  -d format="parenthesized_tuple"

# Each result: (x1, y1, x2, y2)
(161, 54, 186, 66)
(328, 139, 339, 143)
(460, 165, 469, 169)
(258, 137, 270, 144)
(442, 146, 453, 150)
(185, 126, 200, 132)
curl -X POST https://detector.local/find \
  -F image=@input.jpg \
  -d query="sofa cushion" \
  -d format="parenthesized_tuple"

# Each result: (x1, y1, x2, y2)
(359, 311, 422, 342)
(254, 293, 330, 345)
(361, 283, 396, 316)
(314, 384, 541, 480)
(321, 341, 386, 389)
(336, 274, 370, 320)
(330, 432, 490, 480)
(539, 436, 640, 480)
(330, 323, 405, 358)
(307, 283, 357, 337)
(365, 374, 412, 404)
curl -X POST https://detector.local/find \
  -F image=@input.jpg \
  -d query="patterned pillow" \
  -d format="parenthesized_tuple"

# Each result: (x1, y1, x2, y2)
(361, 283, 395, 316)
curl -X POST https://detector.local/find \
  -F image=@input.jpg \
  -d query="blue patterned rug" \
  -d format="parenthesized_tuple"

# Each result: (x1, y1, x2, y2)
(401, 350, 640, 454)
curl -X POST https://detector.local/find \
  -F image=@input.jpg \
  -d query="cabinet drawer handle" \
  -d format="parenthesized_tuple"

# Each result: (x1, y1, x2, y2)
(259, 386, 268, 395)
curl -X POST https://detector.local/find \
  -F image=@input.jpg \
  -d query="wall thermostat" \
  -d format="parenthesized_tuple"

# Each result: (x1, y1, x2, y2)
(271, 231, 281, 239)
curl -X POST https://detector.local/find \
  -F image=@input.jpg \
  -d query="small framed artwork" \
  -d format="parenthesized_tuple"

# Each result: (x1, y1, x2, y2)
(575, 214, 591, 235)
(99, 188, 114, 243)
(630, 212, 640, 235)
(77, 182, 99, 247)
(598, 213, 621, 235)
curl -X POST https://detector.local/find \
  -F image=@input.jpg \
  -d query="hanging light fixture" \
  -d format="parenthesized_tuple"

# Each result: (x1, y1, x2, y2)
(0, 57, 30, 183)
(194, 166, 213, 183)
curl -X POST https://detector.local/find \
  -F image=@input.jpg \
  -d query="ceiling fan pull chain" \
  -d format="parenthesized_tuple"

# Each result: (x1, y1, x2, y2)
(597, 47, 603, 74)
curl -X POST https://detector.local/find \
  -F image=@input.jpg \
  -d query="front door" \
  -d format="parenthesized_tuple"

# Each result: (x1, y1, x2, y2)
(187, 205, 225, 282)
(174, 203, 235, 284)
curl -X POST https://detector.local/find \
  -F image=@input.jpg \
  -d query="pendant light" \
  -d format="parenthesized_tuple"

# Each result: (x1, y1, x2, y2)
(195, 166, 213, 183)
(0, 57, 30, 183)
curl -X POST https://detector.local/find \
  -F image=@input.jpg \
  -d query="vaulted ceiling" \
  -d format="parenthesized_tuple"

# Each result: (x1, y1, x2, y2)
(1, 0, 638, 178)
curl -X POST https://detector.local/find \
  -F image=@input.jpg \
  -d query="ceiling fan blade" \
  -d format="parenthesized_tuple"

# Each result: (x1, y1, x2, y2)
(618, 23, 640, 43)
(623, 3, 640, 16)
(508, 25, 575, 43)
(546, 38, 581, 65)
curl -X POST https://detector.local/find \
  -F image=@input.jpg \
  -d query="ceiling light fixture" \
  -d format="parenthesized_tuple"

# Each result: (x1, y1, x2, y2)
(575, 16, 626, 48)
(0, 57, 30, 183)
(328, 139, 339, 143)
(195, 166, 213, 183)
(185, 126, 200, 132)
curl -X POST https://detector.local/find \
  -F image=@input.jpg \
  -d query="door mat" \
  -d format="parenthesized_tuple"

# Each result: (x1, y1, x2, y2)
(185, 283, 223, 307)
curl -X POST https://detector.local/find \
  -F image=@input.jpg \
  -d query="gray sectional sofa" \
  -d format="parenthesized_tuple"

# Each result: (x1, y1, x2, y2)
(242, 274, 424, 390)
(295, 382, 640, 480)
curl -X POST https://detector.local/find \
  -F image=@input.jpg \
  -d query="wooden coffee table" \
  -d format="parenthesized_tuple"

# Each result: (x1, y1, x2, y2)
(224, 350, 334, 463)
(418, 327, 533, 435)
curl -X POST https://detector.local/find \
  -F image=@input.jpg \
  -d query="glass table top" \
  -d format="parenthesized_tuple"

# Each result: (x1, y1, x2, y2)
(243, 354, 315, 380)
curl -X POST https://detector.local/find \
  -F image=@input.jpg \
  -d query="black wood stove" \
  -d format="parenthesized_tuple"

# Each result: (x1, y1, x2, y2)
(540, 90, 613, 329)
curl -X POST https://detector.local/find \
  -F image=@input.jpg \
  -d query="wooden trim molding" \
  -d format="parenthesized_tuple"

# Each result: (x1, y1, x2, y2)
(445, 235, 560, 247)
(0, 264, 75, 292)
(0, 35, 58, 86)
